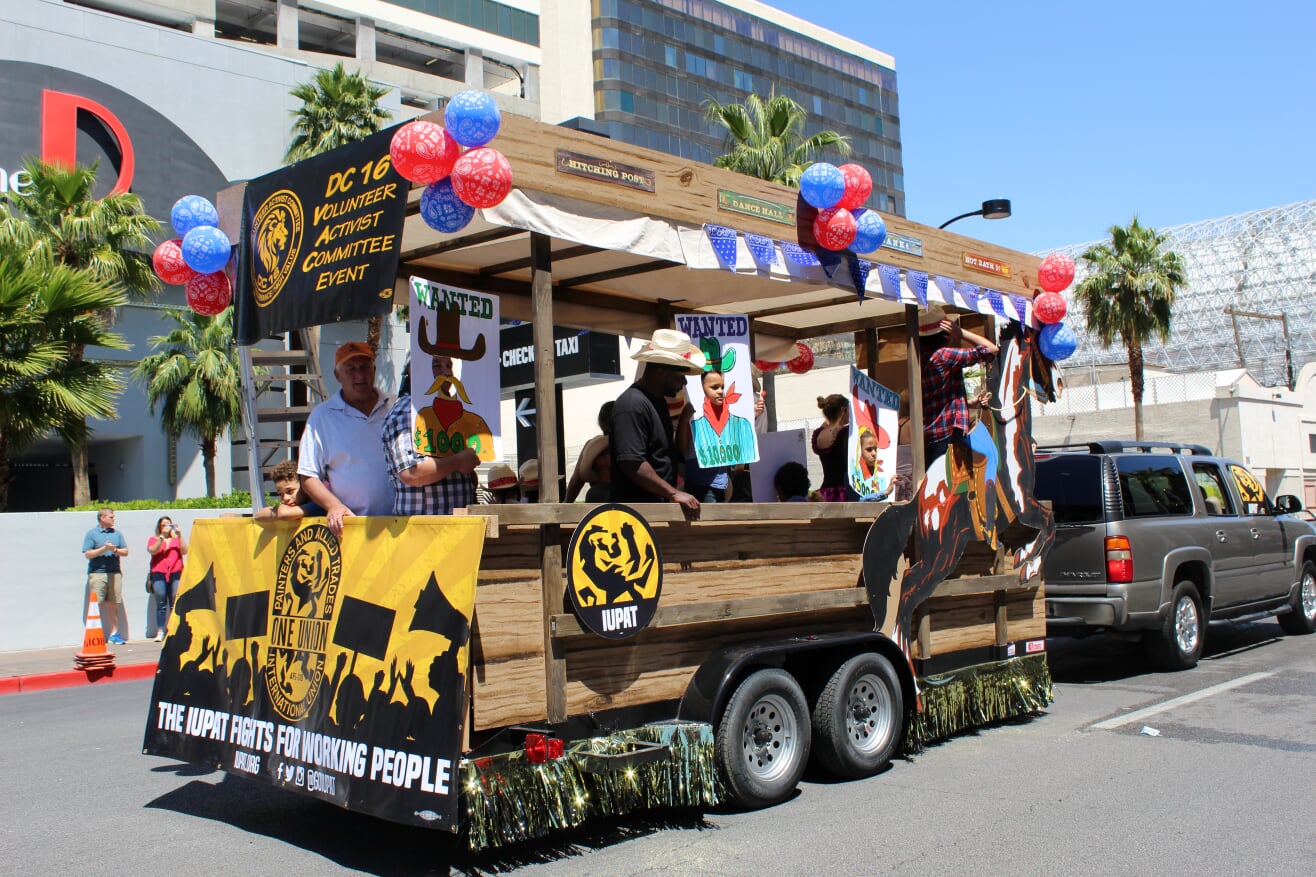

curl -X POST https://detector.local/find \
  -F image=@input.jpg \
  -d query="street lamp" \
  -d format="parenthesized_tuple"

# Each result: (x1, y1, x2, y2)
(938, 199, 1012, 230)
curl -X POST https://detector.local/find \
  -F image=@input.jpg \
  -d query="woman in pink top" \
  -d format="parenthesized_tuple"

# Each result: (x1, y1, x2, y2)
(147, 516, 188, 642)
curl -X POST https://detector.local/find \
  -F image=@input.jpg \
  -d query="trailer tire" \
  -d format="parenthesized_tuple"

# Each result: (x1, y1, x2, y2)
(811, 652, 903, 779)
(714, 668, 810, 809)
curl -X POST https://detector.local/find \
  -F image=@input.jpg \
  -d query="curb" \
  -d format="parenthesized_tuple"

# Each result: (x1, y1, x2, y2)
(0, 661, 157, 696)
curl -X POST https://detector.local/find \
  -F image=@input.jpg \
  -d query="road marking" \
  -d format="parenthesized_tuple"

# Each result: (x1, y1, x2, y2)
(1090, 671, 1275, 730)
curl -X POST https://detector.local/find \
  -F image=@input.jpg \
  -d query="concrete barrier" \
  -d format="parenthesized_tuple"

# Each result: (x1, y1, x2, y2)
(0, 508, 247, 651)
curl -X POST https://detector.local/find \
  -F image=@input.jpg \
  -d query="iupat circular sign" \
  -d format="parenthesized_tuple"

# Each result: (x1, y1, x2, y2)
(566, 504, 663, 639)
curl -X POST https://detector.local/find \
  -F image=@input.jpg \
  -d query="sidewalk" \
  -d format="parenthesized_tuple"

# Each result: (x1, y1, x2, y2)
(0, 640, 161, 695)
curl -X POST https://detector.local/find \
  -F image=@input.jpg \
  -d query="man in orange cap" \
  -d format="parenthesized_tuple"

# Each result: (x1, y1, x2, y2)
(297, 341, 395, 535)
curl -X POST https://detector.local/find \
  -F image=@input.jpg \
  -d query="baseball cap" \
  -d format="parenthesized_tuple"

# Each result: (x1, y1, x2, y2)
(335, 341, 375, 367)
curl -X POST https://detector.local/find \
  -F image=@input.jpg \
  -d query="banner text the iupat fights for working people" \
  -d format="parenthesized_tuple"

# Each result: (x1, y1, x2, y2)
(153, 700, 453, 795)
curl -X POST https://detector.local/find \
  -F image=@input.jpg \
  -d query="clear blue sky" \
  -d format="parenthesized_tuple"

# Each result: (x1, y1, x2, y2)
(773, 0, 1316, 254)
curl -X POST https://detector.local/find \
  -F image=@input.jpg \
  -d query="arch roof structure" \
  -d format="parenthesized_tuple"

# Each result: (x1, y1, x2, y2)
(1045, 200, 1316, 387)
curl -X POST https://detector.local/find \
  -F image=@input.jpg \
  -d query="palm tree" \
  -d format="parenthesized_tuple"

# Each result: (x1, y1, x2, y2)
(703, 90, 851, 187)
(285, 62, 393, 164)
(132, 308, 246, 497)
(1075, 217, 1187, 439)
(0, 157, 161, 505)
(0, 252, 129, 511)
(285, 62, 393, 352)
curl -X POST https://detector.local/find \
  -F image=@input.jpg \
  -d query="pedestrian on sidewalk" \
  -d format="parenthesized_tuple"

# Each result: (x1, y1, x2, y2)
(146, 516, 187, 642)
(82, 508, 128, 644)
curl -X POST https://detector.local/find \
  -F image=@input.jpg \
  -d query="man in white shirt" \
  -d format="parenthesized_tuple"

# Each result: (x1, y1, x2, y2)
(298, 341, 395, 535)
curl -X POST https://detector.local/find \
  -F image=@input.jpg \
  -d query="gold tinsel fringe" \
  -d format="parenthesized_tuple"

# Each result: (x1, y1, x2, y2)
(461, 722, 722, 852)
(903, 653, 1053, 752)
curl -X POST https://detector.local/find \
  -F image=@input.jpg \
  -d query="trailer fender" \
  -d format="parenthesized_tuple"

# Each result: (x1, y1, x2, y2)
(677, 631, 912, 727)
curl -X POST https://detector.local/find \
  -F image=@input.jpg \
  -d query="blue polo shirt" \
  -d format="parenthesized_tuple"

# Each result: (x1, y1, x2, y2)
(83, 526, 126, 574)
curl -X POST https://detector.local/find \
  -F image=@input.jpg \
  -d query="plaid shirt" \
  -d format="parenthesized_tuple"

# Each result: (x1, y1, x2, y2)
(381, 395, 476, 515)
(921, 345, 994, 441)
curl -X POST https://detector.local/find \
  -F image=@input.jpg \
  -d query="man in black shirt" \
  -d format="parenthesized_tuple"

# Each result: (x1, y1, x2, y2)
(610, 329, 706, 518)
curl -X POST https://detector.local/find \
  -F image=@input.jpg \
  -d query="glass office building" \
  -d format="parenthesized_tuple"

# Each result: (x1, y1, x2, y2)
(591, 0, 904, 215)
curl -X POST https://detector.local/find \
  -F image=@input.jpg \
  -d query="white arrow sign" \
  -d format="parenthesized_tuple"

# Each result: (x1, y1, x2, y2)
(515, 396, 536, 429)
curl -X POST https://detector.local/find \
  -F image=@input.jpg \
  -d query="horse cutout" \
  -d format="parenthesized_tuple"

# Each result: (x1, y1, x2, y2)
(862, 320, 1061, 668)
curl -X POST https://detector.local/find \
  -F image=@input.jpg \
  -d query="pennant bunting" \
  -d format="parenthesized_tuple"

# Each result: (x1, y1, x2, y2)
(906, 270, 929, 308)
(816, 248, 843, 279)
(744, 233, 777, 267)
(954, 280, 980, 311)
(985, 288, 1009, 318)
(781, 241, 820, 266)
(847, 256, 871, 301)
(932, 274, 956, 304)
(1009, 294, 1031, 321)
(877, 263, 902, 301)
(703, 223, 738, 271)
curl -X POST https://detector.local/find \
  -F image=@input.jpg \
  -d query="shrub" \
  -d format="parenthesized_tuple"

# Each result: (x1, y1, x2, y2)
(60, 491, 268, 512)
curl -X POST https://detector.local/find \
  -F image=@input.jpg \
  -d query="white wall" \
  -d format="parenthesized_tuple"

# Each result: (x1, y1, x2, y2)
(0, 508, 244, 651)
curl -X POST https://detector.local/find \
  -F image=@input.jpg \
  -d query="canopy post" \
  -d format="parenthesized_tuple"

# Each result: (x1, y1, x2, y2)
(531, 231, 568, 723)
(905, 304, 925, 485)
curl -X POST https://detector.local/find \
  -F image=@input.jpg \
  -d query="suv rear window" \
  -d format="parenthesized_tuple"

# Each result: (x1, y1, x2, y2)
(1035, 455, 1103, 523)
(1116, 456, 1193, 517)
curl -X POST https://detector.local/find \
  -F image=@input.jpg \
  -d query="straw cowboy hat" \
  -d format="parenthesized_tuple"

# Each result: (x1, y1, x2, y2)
(918, 303, 950, 337)
(487, 463, 518, 491)
(573, 434, 610, 478)
(518, 459, 540, 489)
(631, 329, 707, 376)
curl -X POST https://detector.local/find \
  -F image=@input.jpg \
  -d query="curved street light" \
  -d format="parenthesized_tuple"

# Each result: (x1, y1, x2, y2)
(938, 199, 1012, 230)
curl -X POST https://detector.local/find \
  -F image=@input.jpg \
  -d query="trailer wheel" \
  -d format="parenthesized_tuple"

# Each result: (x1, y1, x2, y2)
(811, 652, 903, 779)
(714, 668, 810, 809)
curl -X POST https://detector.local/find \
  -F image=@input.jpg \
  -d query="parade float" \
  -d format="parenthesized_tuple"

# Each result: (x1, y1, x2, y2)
(144, 93, 1075, 850)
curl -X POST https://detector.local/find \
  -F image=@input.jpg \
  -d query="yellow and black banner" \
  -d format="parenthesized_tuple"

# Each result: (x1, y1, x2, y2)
(566, 504, 663, 639)
(143, 516, 485, 831)
(234, 127, 408, 345)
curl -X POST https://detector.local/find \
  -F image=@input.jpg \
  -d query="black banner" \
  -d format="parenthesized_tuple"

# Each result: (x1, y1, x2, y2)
(235, 128, 408, 344)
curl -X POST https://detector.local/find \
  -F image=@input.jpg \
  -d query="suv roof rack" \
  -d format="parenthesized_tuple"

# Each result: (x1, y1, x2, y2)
(1086, 440, 1212, 455)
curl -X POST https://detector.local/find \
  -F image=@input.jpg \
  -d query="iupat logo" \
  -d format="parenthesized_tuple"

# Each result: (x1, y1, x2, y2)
(252, 189, 304, 307)
(266, 524, 341, 721)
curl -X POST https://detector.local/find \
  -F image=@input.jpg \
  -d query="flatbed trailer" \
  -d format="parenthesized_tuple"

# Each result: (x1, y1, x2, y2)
(144, 110, 1060, 849)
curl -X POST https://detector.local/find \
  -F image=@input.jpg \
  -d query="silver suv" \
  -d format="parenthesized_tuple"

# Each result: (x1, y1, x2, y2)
(1035, 441, 1316, 669)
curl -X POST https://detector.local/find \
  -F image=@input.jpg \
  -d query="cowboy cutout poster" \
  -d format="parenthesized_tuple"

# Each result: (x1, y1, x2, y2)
(408, 277, 501, 462)
(675, 314, 758, 468)
(848, 366, 900, 499)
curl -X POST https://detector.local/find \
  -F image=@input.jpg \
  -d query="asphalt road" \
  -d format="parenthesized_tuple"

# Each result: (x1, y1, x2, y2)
(2, 621, 1312, 876)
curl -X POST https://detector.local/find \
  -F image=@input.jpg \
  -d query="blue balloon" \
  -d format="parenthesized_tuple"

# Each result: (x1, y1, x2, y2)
(171, 195, 219, 237)
(799, 163, 845, 209)
(850, 209, 888, 253)
(1039, 321, 1078, 361)
(420, 178, 475, 233)
(181, 225, 232, 275)
(444, 90, 502, 148)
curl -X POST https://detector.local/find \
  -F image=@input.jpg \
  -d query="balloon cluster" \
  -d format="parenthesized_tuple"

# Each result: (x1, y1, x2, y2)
(391, 90, 514, 235)
(1035, 253, 1076, 360)
(152, 195, 232, 316)
(799, 162, 887, 254)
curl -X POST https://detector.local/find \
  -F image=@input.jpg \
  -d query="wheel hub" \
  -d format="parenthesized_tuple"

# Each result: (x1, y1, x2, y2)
(1301, 571, 1316, 619)
(845, 673, 893, 753)
(740, 693, 797, 781)
(1175, 596, 1199, 653)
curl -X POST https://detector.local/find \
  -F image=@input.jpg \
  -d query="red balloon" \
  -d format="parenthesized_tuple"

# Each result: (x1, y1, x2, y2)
(813, 207, 857, 251)
(786, 342, 814, 375)
(837, 164, 872, 211)
(753, 359, 780, 372)
(1033, 291, 1068, 325)
(185, 271, 231, 316)
(1038, 252, 1076, 293)
(389, 120, 460, 185)
(450, 147, 514, 209)
(152, 239, 195, 286)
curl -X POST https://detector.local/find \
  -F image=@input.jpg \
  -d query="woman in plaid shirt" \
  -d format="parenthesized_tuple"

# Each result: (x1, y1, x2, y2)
(918, 304, 998, 465)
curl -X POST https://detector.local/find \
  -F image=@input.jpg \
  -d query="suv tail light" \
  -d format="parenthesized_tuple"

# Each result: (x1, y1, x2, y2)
(1105, 535, 1133, 583)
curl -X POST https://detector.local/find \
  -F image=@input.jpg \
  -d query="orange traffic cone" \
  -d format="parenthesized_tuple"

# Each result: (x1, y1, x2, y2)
(74, 593, 116, 672)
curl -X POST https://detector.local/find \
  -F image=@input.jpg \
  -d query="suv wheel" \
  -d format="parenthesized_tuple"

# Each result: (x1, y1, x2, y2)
(1278, 560, 1316, 636)
(1144, 581, 1205, 670)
